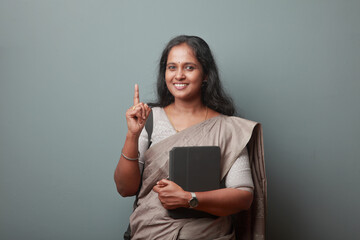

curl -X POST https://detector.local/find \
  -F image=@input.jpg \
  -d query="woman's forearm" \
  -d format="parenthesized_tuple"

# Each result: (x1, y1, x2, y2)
(115, 85, 151, 197)
(114, 132, 142, 197)
(194, 188, 253, 216)
(154, 179, 253, 216)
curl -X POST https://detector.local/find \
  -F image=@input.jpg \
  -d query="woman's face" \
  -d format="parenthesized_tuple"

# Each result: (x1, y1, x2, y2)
(165, 43, 205, 103)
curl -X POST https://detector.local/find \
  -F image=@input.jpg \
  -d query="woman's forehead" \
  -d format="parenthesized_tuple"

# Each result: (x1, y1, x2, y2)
(167, 44, 198, 63)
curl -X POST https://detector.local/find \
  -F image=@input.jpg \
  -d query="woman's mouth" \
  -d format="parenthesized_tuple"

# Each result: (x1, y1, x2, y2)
(174, 83, 188, 90)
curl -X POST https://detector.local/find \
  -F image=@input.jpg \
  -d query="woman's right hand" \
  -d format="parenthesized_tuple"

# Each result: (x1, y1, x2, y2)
(125, 84, 151, 137)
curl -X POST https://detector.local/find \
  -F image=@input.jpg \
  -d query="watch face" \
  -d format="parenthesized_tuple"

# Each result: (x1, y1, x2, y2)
(189, 198, 198, 208)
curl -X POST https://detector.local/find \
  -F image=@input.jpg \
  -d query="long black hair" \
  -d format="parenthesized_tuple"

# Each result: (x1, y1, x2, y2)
(151, 35, 236, 116)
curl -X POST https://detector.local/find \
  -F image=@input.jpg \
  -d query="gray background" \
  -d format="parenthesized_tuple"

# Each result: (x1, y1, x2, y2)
(1, 0, 359, 239)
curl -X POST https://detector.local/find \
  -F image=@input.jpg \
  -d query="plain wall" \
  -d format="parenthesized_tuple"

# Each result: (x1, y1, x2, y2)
(1, 1, 359, 239)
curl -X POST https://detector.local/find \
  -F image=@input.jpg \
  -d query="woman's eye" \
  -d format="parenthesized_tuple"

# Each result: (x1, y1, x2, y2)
(167, 66, 176, 70)
(185, 66, 195, 70)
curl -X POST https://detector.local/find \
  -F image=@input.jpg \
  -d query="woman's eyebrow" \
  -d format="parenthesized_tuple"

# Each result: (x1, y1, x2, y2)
(166, 62, 198, 65)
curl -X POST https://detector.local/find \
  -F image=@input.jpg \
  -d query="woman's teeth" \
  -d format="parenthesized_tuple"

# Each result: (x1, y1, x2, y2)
(174, 83, 187, 87)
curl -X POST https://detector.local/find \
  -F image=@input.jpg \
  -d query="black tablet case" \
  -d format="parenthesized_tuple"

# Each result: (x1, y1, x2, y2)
(168, 146, 221, 218)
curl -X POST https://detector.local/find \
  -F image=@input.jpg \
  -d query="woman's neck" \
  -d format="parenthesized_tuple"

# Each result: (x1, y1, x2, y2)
(171, 99, 205, 114)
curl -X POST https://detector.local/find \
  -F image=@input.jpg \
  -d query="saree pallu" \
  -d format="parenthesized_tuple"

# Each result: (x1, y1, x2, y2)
(130, 115, 266, 240)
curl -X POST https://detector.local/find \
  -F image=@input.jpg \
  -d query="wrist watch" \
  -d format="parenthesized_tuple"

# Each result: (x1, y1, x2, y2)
(188, 192, 199, 208)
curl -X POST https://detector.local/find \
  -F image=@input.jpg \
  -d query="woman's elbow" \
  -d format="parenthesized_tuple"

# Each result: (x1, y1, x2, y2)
(233, 189, 253, 212)
(117, 189, 134, 198)
(116, 184, 137, 197)
(242, 191, 254, 210)
(219, 191, 254, 216)
(114, 177, 138, 197)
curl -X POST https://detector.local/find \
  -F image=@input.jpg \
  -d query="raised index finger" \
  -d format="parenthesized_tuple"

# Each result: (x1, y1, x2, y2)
(133, 84, 140, 105)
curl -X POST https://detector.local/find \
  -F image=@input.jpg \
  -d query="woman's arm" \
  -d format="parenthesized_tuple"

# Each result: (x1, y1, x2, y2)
(114, 133, 141, 197)
(153, 147, 254, 216)
(114, 84, 151, 197)
(153, 179, 253, 216)
(193, 188, 253, 216)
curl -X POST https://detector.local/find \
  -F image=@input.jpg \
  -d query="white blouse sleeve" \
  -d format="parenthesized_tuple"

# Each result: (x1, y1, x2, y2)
(137, 127, 149, 173)
(225, 147, 254, 193)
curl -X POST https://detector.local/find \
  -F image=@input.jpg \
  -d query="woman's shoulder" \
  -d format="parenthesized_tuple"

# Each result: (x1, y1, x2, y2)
(208, 109, 257, 125)
(149, 106, 170, 124)
(218, 114, 259, 130)
(150, 106, 165, 117)
(207, 108, 221, 119)
(229, 115, 258, 124)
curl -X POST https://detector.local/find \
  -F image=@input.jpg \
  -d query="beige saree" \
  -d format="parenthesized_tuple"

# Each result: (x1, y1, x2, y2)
(130, 115, 266, 240)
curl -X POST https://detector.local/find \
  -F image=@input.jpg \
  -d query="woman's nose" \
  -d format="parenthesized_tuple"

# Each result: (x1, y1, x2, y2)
(175, 69, 185, 80)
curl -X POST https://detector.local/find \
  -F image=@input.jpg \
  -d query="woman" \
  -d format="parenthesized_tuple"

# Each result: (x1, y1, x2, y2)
(114, 35, 266, 240)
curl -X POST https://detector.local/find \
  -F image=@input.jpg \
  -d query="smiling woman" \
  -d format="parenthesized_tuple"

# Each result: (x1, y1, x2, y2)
(155, 36, 236, 116)
(114, 35, 266, 240)
(163, 43, 209, 131)
(165, 43, 205, 103)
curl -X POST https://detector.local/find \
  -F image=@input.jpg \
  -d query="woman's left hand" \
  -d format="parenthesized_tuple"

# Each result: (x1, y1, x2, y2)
(153, 179, 191, 209)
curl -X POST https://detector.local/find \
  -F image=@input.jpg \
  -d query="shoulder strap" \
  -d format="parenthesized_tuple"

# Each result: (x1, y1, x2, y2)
(145, 109, 153, 148)
(124, 108, 153, 240)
